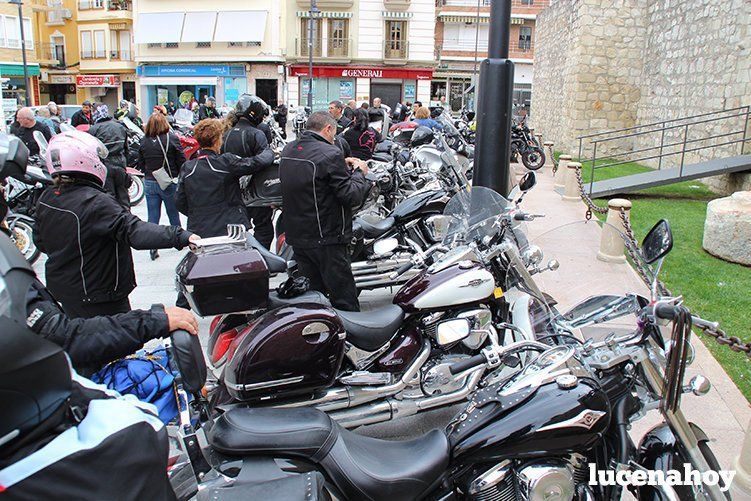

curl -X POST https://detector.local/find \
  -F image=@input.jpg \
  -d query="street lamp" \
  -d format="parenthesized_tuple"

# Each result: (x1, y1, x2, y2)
(8, 0, 31, 106)
(307, 0, 318, 110)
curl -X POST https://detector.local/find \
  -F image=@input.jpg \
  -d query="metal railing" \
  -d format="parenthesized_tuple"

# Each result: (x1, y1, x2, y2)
(384, 39, 408, 60)
(296, 37, 322, 57)
(437, 0, 548, 7)
(109, 49, 133, 60)
(576, 106, 751, 194)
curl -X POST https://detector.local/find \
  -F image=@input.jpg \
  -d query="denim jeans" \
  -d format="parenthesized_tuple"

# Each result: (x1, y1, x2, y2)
(145, 179, 181, 226)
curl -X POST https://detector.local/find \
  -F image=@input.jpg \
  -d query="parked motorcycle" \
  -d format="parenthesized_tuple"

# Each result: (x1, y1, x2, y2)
(2, 159, 51, 263)
(291, 106, 310, 137)
(511, 118, 546, 170)
(167, 218, 727, 501)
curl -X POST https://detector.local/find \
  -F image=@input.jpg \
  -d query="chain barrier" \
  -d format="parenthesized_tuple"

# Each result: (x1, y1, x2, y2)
(546, 143, 559, 174)
(570, 164, 749, 357)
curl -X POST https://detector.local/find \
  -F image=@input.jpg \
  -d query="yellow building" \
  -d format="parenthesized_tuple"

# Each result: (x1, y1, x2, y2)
(0, 0, 52, 115)
(75, 0, 136, 109)
(34, 0, 82, 105)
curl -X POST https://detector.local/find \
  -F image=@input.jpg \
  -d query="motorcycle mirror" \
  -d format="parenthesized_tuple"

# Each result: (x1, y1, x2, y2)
(519, 171, 537, 192)
(33, 131, 49, 158)
(373, 237, 398, 257)
(546, 259, 560, 272)
(435, 318, 472, 346)
(641, 219, 673, 264)
(684, 375, 710, 396)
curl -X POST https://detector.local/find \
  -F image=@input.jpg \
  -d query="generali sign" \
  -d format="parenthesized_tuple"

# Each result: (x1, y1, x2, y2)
(290, 65, 433, 81)
(76, 75, 121, 87)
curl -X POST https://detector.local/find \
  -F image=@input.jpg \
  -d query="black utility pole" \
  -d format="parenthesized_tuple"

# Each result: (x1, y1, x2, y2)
(307, 0, 318, 109)
(9, 0, 31, 106)
(471, 0, 514, 196)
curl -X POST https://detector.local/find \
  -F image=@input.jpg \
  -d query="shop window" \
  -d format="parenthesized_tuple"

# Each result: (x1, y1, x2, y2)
(518, 26, 532, 51)
(328, 19, 349, 57)
(385, 20, 407, 59)
(94, 30, 105, 58)
(430, 81, 446, 103)
(300, 18, 322, 57)
(80, 30, 93, 58)
(196, 42, 211, 48)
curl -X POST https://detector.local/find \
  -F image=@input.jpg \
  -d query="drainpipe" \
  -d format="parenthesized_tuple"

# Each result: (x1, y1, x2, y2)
(471, 0, 514, 197)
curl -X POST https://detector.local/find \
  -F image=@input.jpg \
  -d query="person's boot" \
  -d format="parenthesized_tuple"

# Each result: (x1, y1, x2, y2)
(150, 249, 159, 261)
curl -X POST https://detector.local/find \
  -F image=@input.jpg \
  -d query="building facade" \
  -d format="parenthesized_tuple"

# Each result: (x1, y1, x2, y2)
(285, 0, 435, 111)
(133, 0, 285, 112)
(36, 0, 81, 106)
(433, 0, 548, 113)
(74, 0, 136, 110)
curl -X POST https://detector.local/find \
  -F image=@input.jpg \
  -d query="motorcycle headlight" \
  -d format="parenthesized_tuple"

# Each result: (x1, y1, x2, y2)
(424, 215, 451, 243)
(522, 245, 543, 267)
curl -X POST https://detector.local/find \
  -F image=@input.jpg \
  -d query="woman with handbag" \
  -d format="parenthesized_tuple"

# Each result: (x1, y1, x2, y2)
(138, 112, 186, 260)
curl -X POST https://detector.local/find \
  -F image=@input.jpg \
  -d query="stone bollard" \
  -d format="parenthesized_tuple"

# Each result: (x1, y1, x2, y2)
(543, 141, 555, 169)
(555, 154, 572, 189)
(731, 419, 751, 498)
(597, 198, 632, 263)
(562, 162, 582, 201)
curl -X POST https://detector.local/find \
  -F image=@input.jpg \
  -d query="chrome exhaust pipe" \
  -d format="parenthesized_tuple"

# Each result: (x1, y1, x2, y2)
(274, 340, 431, 412)
(330, 366, 484, 429)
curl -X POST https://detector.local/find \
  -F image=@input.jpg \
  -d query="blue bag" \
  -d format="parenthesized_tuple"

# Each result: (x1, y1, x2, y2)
(91, 347, 180, 424)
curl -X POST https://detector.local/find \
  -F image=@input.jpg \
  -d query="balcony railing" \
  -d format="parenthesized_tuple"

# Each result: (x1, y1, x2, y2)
(439, 40, 534, 55)
(78, 0, 104, 9)
(327, 38, 351, 58)
(107, 0, 132, 11)
(437, 0, 548, 8)
(110, 49, 133, 61)
(384, 39, 408, 60)
(296, 38, 323, 58)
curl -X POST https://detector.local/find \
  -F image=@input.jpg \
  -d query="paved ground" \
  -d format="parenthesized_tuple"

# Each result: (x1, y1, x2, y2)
(32, 161, 748, 481)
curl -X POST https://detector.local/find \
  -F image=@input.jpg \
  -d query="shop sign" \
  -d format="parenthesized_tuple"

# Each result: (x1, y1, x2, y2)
(290, 65, 433, 81)
(50, 75, 76, 84)
(138, 65, 246, 78)
(76, 75, 120, 87)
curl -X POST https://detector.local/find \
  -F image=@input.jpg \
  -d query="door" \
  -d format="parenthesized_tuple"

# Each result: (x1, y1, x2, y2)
(49, 84, 67, 104)
(369, 83, 402, 112)
(256, 79, 278, 108)
(122, 81, 135, 103)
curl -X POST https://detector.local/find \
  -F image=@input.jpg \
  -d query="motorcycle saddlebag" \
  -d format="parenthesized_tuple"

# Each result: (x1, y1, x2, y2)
(242, 161, 282, 208)
(224, 304, 345, 402)
(176, 245, 270, 316)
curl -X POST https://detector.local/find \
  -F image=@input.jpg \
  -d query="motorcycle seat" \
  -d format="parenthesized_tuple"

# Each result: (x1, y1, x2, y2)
(355, 216, 396, 239)
(209, 407, 449, 501)
(268, 290, 331, 308)
(245, 233, 287, 274)
(335, 305, 404, 351)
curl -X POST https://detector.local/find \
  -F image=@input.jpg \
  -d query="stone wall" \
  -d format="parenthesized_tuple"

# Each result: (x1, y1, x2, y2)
(532, 0, 751, 193)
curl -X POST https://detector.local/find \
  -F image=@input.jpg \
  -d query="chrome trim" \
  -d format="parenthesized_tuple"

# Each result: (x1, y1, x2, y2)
(468, 460, 512, 495)
(345, 341, 390, 370)
(302, 322, 330, 336)
(231, 376, 305, 391)
(537, 409, 607, 433)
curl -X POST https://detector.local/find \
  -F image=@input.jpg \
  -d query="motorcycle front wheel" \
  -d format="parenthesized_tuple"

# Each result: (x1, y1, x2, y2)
(128, 175, 145, 206)
(8, 216, 40, 264)
(521, 147, 546, 171)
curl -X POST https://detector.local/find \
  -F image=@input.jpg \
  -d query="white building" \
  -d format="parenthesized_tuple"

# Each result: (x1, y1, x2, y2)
(133, 0, 286, 111)
(285, 0, 436, 110)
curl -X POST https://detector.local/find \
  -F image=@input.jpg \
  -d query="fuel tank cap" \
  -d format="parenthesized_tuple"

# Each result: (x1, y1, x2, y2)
(556, 375, 578, 389)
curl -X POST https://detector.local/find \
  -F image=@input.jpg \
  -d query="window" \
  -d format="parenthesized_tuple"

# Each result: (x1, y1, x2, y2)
(300, 18, 321, 57)
(196, 41, 211, 48)
(328, 19, 349, 57)
(442, 23, 488, 51)
(51, 35, 66, 67)
(385, 20, 406, 59)
(78, 0, 103, 10)
(80, 30, 93, 58)
(94, 29, 105, 58)
(110, 30, 131, 59)
(518, 26, 532, 50)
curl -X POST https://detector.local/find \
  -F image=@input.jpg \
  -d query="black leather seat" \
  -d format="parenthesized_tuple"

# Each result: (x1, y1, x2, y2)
(209, 407, 449, 501)
(336, 305, 404, 351)
(267, 290, 331, 309)
(355, 216, 396, 239)
(246, 233, 287, 274)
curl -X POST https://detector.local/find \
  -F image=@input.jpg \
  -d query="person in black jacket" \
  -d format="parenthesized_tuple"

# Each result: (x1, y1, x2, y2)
(70, 100, 94, 128)
(138, 112, 186, 260)
(88, 104, 131, 208)
(279, 111, 371, 311)
(175, 118, 272, 239)
(223, 94, 275, 249)
(34, 130, 198, 318)
(328, 100, 352, 135)
(9, 107, 51, 156)
(274, 103, 288, 139)
(198, 96, 221, 122)
(342, 108, 380, 161)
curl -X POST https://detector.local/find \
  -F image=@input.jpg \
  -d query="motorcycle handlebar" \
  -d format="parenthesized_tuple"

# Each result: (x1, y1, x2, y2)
(449, 354, 487, 375)
(389, 261, 414, 280)
(654, 303, 677, 320)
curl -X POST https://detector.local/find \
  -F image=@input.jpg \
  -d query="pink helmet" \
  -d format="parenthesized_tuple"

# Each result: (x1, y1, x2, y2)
(44, 130, 108, 186)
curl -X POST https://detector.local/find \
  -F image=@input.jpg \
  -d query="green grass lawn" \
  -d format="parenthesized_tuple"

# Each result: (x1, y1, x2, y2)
(557, 153, 751, 401)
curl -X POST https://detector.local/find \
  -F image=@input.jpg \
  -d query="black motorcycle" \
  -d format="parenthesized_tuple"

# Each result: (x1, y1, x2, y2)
(511, 119, 545, 170)
(167, 218, 726, 501)
(3, 159, 52, 263)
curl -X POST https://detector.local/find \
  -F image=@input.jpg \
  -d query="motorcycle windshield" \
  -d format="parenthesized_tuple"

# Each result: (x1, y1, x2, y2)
(174, 109, 193, 126)
(442, 185, 511, 245)
(435, 113, 461, 138)
(518, 219, 653, 343)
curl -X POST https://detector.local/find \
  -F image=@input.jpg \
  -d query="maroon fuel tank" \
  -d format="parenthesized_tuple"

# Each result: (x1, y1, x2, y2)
(393, 262, 495, 313)
(373, 328, 422, 373)
(224, 304, 345, 402)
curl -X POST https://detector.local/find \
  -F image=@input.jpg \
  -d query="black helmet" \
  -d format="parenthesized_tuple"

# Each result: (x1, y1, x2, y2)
(0, 135, 72, 454)
(430, 107, 443, 119)
(410, 126, 435, 147)
(235, 94, 268, 125)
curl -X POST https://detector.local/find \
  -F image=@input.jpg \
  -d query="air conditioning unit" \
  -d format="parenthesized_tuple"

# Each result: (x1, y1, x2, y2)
(62, 8, 72, 19)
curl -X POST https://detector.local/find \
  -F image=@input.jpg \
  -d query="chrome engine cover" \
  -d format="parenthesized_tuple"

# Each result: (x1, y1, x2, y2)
(517, 461, 574, 501)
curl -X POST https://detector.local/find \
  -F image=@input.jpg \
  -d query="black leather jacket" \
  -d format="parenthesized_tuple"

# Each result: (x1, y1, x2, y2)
(279, 131, 370, 248)
(138, 132, 186, 180)
(175, 148, 273, 237)
(89, 118, 128, 169)
(34, 181, 192, 305)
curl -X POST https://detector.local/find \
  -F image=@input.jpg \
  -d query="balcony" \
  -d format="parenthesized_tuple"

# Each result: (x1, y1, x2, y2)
(437, 40, 534, 60)
(36, 42, 61, 65)
(46, 7, 73, 25)
(383, 40, 408, 63)
(296, 0, 353, 7)
(109, 49, 133, 61)
(294, 38, 352, 62)
(384, 0, 411, 8)
(77, 0, 132, 22)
